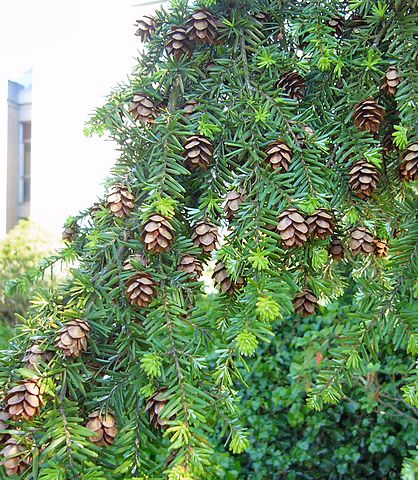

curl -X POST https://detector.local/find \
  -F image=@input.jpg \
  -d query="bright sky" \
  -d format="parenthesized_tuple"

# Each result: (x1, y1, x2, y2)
(0, 0, 163, 234)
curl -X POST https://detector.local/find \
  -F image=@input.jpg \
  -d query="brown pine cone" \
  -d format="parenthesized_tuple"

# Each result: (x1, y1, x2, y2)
(0, 410, 10, 445)
(293, 289, 318, 317)
(349, 13, 367, 33)
(186, 9, 219, 44)
(166, 26, 193, 59)
(223, 190, 246, 220)
(183, 99, 198, 114)
(123, 254, 149, 270)
(142, 215, 174, 254)
(145, 388, 170, 428)
(349, 160, 380, 199)
(178, 255, 203, 279)
(328, 16, 344, 37)
(126, 273, 157, 307)
(400, 142, 418, 181)
(382, 132, 396, 156)
(56, 319, 90, 358)
(306, 209, 334, 240)
(277, 72, 305, 100)
(381, 66, 401, 96)
(23, 345, 53, 370)
(295, 126, 315, 148)
(253, 12, 273, 23)
(1, 437, 31, 476)
(353, 98, 385, 133)
(183, 135, 214, 171)
(328, 238, 344, 260)
(134, 16, 157, 42)
(350, 227, 374, 255)
(373, 238, 389, 258)
(62, 223, 78, 243)
(89, 202, 102, 220)
(192, 221, 219, 253)
(128, 93, 157, 124)
(5, 380, 43, 420)
(265, 141, 292, 171)
(212, 261, 244, 295)
(107, 185, 135, 218)
(277, 208, 308, 248)
(86, 411, 118, 447)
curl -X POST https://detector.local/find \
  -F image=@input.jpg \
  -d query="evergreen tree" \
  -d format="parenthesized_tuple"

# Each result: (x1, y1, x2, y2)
(1, 0, 417, 478)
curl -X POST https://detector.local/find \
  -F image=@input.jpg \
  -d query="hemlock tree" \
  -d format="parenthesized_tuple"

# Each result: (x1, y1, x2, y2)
(1, 0, 418, 478)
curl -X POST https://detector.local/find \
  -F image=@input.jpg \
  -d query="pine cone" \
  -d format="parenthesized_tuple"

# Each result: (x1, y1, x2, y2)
(353, 98, 385, 133)
(86, 411, 118, 447)
(307, 209, 334, 239)
(126, 273, 157, 307)
(186, 9, 218, 44)
(277, 208, 308, 248)
(328, 16, 344, 37)
(183, 135, 214, 171)
(142, 214, 174, 254)
(5, 380, 43, 420)
(1, 437, 31, 476)
(107, 185, 135, 218)
(350, 227, 374, 255)
(253, 12, 273, 23)
(123, 254, 149, 270)
(89, 202, 102, 220)
(62, 223, 78, 243)
(328, 238, 344, 260)
(382, 132, 396, 156)
(145, 389, 170, 428)
(277, 72, 305, 100)
(212, 261, 244, 295)
(128, 94, 157, 124)
(349, 13, 367, 33)
(400, 142, 418, 181)
(183, 99, 198, 114)
(265, 141, 292, 171)
(349, 160, 380, 199)
(293, 289, 318, 317)
(23, 345, 53, 370)
(295, 126, 314, 148)
(192, 221, 219, 253)
(373, 238, 389, 258)
(381, 66, 401, 96)
(223, 190, 246, 220)
(178, 255, 203, 278)
(166, 26, 193, 59)
(134, 16, 157, 42)
(56, 319, 90, 358)
(0, 410, 10, 445)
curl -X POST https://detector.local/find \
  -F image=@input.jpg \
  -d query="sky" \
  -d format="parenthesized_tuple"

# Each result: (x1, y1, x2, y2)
(0, 0, 163, 235)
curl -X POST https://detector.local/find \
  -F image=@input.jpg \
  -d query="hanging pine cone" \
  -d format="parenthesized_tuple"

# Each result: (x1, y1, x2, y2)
(265, 141, 292, 171)
(295, 126, 315, 148)
(134, 16, 157, 42)
(186, 9, 218, 44)
(123, 254, 149, 270)
(183, 135, 214, 171)
(277, 208, 308, 248)
(56, 319, 90, 358)
(400, 142, 418, 181)
(212, 261, 244, 295)
(293, 289, 318, 317)
(373, 238, 389, 258)
(5, 380, 43, 420)
(166, 26, 193, 59)
(192, 221, 219, 253)
(142, 215, 174, 254)
(89, 202, 102, 220)
(0, 410, 10, 444)
(86, 411, 118, 447)
(353, 98, 385, 133)
(277, 72, 305, 100)
(107, 185, 135, 218)
(23, 345, 53, 370)
(382, 132, 396, 156)
(1, 438, 31, 476)
(128, 93, 157, 124)
(381, 66, 401, 96)
(328, 16, 344, 37)
(223, 190, 246, 220)
(328, 237, 344, 260)
(306, 209, 334, 240)
(183, 99, 198, 114)
(145, 388, 170, 428)
(178, 255, 203, 279)
(126, 273, 157, 307)
(350, 227, 374, 255)
(349, 160, 380, 199)
(62, 222, 78, 243)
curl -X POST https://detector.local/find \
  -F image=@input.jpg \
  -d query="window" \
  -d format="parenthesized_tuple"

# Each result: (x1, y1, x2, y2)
(19, 122, 31, 204)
